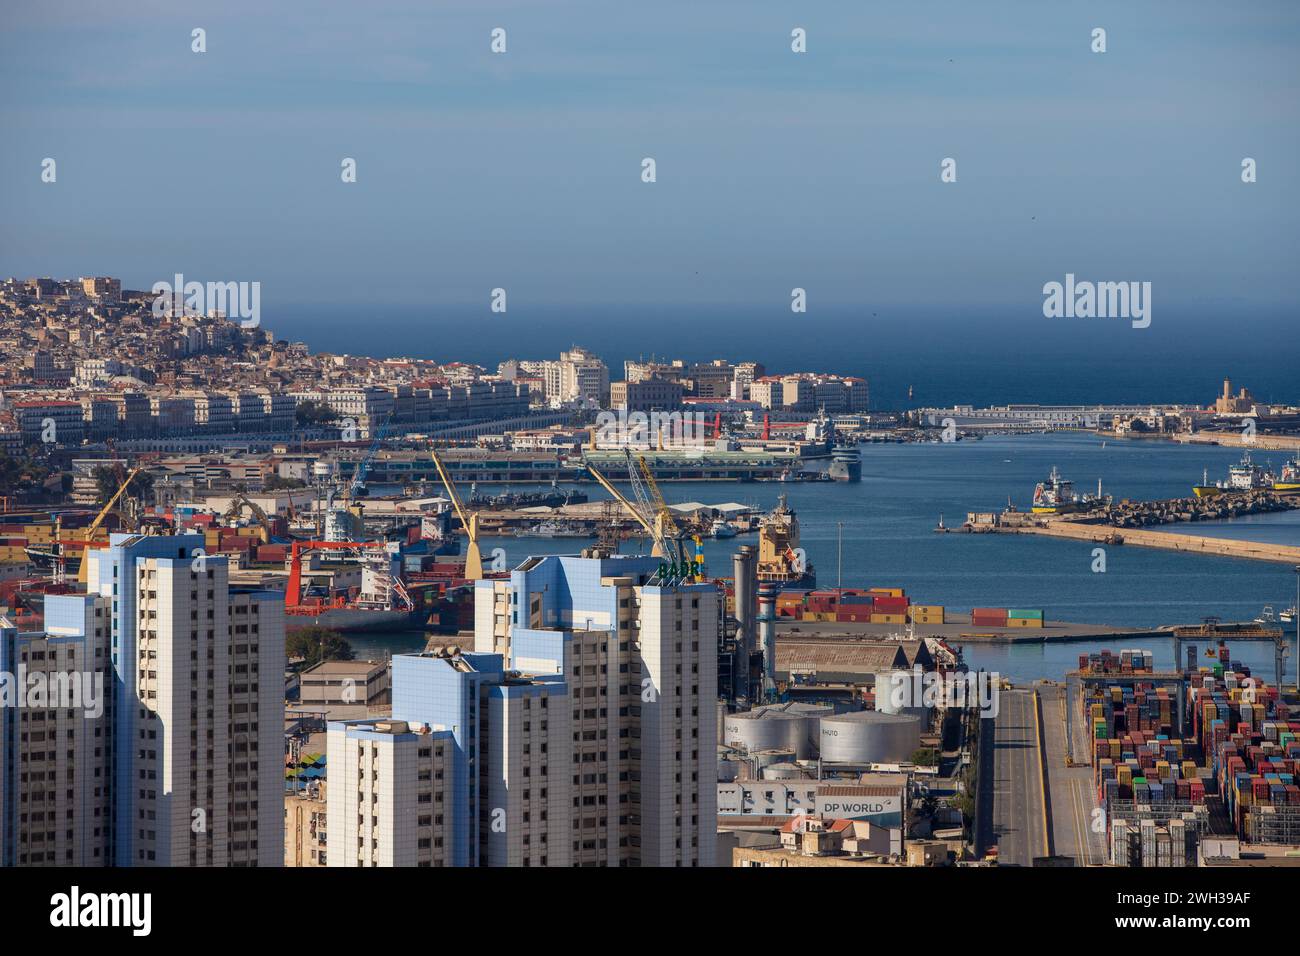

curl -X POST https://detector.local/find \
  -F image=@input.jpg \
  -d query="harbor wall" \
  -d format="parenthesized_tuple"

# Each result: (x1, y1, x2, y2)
(999, 521, 1300, 565)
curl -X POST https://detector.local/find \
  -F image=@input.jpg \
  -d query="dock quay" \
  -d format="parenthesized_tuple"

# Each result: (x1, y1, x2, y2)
(962, 489, 1300, 565)
(777, 618, 1163, 646)
(978, 517, 1300, 565)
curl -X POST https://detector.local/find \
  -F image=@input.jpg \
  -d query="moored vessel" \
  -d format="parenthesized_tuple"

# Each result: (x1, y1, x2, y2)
(828, 445, 862, 482)
(1031, 466, 1108, 514)
(1193, 450, 1274, 497)
(755, 494, 815, 588)
(1273, 457, 1300, 492)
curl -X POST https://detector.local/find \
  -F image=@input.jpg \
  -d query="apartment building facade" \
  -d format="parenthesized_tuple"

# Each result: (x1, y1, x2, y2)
(81, 534, 284, 866)
(325, 719, 455, 867)
(0, 597, 112, 866)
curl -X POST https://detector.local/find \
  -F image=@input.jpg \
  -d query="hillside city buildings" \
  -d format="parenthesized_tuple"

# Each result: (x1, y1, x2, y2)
(0, 277, 871, 453)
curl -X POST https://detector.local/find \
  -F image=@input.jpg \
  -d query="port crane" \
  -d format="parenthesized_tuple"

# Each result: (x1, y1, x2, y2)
(347, 409, 396, 498)
(586, 457, 664, 557)
(223, 491, 274, 544)
(285, 539, 384, 608)
(76, 466, 144, 584)
(584, 453, 705, 581)
(632, 451, 706, 580)
(428, 446, 483, 580)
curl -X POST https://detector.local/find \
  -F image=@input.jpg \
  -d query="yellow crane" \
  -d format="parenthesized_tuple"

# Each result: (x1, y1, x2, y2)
(429, 447, 483, 579)
(635, 453, 682, 539)
(224, 491, 273, 544)
(585, 458, 666, 557)
(636, 452, 707, 580)
(77, 466, 143, 584)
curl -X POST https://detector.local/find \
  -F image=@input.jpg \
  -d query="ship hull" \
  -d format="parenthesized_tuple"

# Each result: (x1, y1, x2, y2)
(828, 458, 862, 482)
(286, 607, 426, 634)
(759, 570, 817, 590)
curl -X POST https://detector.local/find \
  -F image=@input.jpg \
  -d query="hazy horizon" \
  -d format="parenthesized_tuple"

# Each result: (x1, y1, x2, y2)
(3, 1, 1298, 324)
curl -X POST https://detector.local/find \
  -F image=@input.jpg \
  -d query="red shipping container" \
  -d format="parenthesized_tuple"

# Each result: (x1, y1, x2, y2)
(872, 596, 909, 611)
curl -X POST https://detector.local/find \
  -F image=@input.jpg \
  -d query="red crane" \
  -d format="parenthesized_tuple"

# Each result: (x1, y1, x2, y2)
(285, 539, 383, 608)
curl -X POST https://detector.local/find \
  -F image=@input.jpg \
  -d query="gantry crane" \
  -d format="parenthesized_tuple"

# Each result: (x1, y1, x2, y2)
(348, 409, 396, 498)
(429, 446, 483, 580)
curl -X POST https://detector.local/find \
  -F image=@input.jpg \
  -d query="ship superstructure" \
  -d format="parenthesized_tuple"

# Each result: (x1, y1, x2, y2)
(756, 494, 815, 587)
(1193, 451, 1275, 497)
(1031, 466, 1108, 514)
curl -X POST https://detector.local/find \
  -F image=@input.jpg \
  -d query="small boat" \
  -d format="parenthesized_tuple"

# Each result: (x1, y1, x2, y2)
(710, 518, 738, 539)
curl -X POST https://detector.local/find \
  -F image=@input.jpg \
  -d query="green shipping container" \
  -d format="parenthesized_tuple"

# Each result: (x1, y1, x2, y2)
(1007, 608, 1044, 620)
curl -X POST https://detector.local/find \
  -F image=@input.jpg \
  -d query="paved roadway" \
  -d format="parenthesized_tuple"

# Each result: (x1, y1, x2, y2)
(1040, 681, 1108, 865)
(988, 688, 1050, 865)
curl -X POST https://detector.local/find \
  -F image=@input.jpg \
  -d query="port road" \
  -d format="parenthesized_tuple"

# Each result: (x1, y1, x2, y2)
(1039, 682, 1107, 865)
(988, 688, 1051, 865)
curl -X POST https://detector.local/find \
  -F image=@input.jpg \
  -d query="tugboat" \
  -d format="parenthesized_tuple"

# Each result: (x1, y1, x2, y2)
(1031, 467, 1108, 514)
(709, 517, 739, 539)
(1193, 450, 1274, 497)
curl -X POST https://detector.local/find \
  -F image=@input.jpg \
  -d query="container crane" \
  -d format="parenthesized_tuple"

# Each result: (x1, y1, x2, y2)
(429, 447, 483, 580)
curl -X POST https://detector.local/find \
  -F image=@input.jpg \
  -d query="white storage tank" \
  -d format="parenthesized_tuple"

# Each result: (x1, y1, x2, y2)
(874, 671, 908, 714)
(873, 671, 930, 723)
(723, 703, 829, 759)
(752, 749, 797, 774)
(820, 711, 923, 764)
(762, 761, 809, 781)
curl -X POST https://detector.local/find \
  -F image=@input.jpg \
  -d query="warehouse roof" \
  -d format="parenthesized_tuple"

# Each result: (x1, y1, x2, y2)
(777, 640, 911, 676)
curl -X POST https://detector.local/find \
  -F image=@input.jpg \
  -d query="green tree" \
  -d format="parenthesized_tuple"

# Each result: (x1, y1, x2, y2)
(92, 466, 154, 506)
(264, 474, 307, 491)
(287, 626, 355, 668)
(0, 450, 53, 497)
(911, 747, 939, 767)
(295, 401, 339, 428)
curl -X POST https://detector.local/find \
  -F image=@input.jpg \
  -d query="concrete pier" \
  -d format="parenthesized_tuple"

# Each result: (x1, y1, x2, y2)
(992, 520, 1300, 565)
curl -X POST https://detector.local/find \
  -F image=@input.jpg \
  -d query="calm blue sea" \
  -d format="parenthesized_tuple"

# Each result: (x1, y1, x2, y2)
(264, 306, 1300, 410)
(351, 433, 1300, 681)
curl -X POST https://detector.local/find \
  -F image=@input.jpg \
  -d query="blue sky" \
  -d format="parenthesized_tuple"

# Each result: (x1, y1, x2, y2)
(1, 0, 1297, 328)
